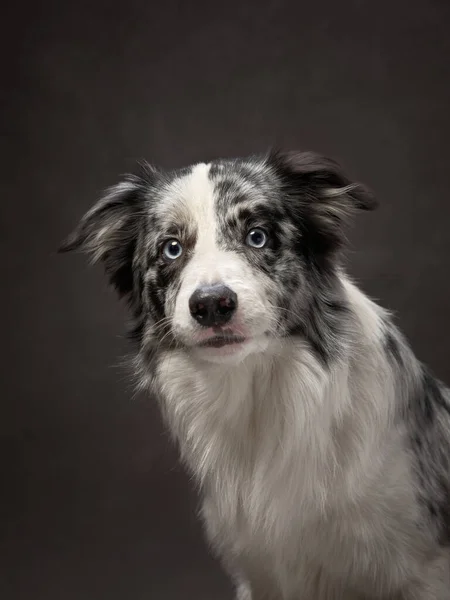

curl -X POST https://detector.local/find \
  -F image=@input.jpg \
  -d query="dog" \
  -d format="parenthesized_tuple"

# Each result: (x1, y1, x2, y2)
(60, 150, 450, 599)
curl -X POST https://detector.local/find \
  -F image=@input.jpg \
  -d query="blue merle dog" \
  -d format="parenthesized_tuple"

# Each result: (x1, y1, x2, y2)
(61, 150, 450, 599)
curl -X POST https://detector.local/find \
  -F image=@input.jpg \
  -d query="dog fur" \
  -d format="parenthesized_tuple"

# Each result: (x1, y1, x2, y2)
(60, 150, 450, 599)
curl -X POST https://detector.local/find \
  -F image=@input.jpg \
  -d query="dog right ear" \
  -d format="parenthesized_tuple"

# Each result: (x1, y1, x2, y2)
(59, 163, 156, 298)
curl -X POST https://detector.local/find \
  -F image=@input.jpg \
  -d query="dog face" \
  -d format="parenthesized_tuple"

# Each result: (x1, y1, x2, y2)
(60, 151, 376, 364)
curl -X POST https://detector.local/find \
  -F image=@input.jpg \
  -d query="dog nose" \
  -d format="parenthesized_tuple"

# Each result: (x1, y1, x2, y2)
(189, 284, 237, 327)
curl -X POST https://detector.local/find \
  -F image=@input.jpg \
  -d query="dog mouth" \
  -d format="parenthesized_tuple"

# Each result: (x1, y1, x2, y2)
(196, 335, 247, 348)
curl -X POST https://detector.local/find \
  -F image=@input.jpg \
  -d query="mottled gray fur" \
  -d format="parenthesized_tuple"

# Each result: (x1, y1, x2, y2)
(61, 150, 450, 599)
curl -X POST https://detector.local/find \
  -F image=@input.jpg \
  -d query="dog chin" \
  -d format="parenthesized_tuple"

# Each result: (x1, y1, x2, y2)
(190, 335, 270, 365)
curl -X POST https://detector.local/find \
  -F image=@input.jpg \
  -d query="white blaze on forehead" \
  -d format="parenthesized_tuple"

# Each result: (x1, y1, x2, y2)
(157, 162, 218, 250)
(162, 162, 246, 292)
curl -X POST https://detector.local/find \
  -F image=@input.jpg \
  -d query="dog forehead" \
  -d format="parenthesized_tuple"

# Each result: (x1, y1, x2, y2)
(154, 157, 276, 224)
(154, 162, 216, 227)
(209, 158, 274, 201)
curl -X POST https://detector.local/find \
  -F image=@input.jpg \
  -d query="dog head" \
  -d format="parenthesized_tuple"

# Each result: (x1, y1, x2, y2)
(60, 151, 376, 365)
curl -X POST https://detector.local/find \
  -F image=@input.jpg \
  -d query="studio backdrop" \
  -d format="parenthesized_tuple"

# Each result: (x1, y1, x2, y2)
(1, 1, 450, 599)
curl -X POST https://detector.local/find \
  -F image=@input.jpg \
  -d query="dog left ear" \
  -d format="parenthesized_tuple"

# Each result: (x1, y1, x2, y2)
(269, 150, 377, 256)
(59, 165, 155, 298)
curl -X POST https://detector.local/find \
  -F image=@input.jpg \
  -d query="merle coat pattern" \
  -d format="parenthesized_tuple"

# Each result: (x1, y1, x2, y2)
(61, 150, 450, 599)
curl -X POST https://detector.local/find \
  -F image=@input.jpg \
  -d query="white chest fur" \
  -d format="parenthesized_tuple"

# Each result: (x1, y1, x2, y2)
(154, 338, 423, 598)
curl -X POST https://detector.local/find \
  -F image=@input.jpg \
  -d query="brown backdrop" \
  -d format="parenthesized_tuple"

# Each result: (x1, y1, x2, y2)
(1, 1, 450, 598)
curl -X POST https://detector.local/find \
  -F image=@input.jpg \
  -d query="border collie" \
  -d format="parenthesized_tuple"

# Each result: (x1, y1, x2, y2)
(60, 150, 450, 599)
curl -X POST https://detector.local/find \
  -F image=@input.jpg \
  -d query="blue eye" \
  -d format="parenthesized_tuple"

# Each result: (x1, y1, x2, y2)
(163, 239, 183, 260)
(246, 228, 268, 249)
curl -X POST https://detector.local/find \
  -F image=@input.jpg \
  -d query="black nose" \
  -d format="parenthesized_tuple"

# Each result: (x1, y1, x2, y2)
(189, 284, 238, 327)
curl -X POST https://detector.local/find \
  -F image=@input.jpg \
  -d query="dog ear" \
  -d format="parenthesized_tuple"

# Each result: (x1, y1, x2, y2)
(269, 150, 377, 258)
(59, 164, 155, 298)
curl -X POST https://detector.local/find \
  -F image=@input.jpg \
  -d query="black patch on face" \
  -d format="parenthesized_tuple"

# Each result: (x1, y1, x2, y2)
(241, 203, 286, 228)
(408, 366, 450, 546)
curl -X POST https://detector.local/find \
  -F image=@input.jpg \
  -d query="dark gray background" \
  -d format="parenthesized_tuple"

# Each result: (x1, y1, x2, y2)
(1, 1, 450, 598)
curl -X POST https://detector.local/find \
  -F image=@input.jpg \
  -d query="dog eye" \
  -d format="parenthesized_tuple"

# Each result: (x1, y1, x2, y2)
(162, 239, 183, 260)
(245, 228, 268, 249)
